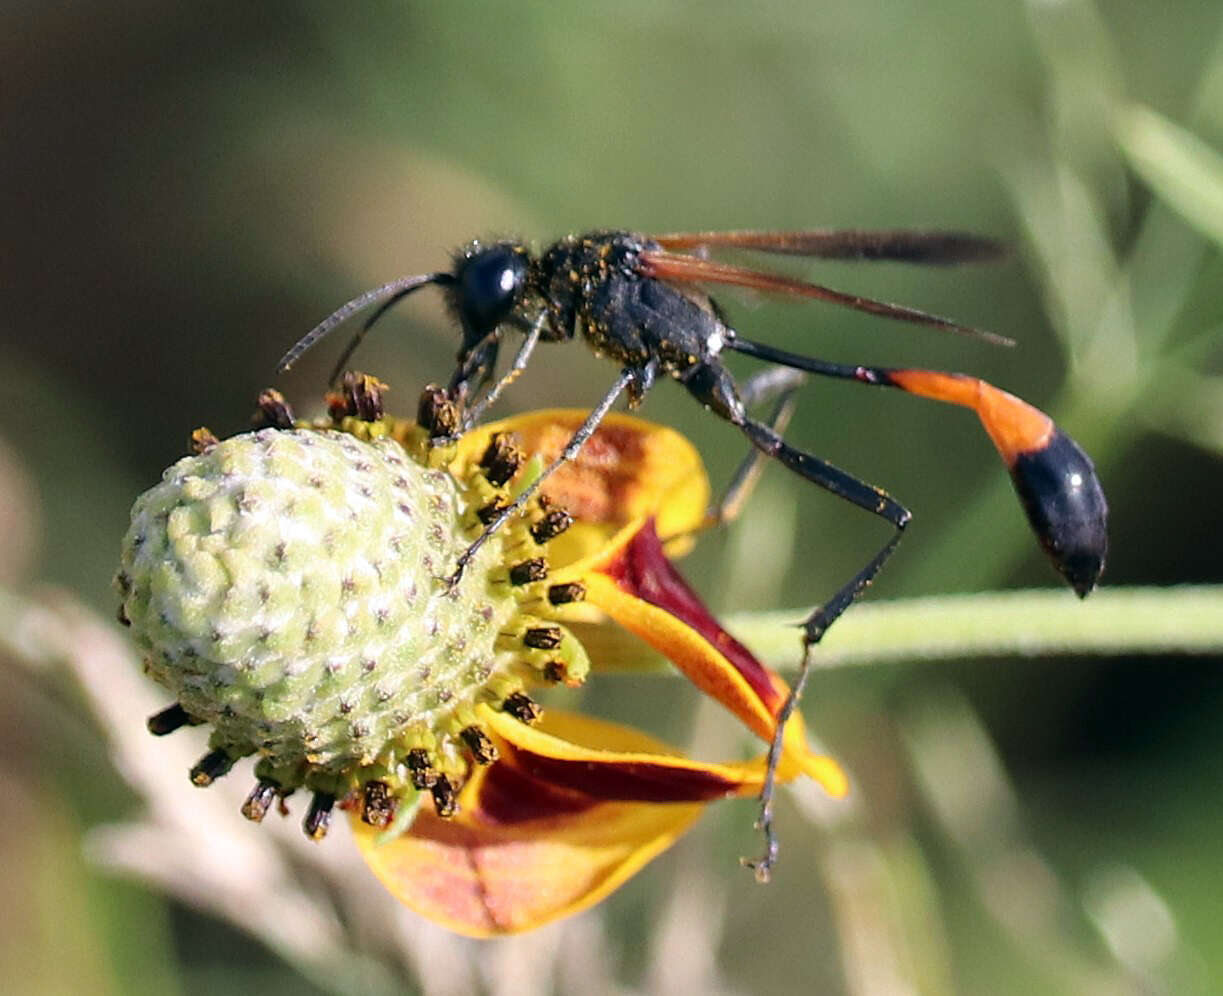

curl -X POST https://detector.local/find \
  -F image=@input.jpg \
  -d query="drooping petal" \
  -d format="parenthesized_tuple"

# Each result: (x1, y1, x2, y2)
(479, 707, 765, 807)
(350, 708, 765, 937)
(452, 410, 710, 565)
(554, 519, 849, 797)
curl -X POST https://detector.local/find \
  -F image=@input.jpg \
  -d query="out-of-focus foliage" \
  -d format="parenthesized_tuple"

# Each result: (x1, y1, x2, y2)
(3, 1, 1223, 993)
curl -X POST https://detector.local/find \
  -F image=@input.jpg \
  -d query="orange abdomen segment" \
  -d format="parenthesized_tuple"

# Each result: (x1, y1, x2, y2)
(885, 369, 1053, 465)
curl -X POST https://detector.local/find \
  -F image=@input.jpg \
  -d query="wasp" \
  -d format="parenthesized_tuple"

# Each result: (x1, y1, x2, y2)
(279, 228, 1108, 877)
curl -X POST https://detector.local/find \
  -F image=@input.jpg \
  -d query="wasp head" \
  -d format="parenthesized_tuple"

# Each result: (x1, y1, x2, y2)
(451, 241, 532, 338)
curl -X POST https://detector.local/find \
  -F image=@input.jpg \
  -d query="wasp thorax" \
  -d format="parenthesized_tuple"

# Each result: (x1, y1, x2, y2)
(117, 401, 587, 839)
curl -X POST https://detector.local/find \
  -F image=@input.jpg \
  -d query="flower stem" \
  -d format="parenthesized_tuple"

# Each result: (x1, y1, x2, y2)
(725, 585, 1223, 671)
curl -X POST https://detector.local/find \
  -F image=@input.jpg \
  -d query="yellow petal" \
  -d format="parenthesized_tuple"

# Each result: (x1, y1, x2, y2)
(452, 410, 710, 565)
(481, 706, 765, 800)
(350, 709, 761, 937)
(582, 570, 778, 739)
(556, 519, 849, 798)
(558, 519, 781, 734)
(352, 793, 704, 937)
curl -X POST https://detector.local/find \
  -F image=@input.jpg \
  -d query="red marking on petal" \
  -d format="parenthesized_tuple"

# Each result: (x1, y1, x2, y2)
(535, 423, 651, 523)
(504, 744, 746, 804)
(598, 520, 783, 713)
(472, 758, 598, 825)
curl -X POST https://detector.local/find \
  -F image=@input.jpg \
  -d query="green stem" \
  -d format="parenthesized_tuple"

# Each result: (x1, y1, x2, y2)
(724, 585, 1223, 671)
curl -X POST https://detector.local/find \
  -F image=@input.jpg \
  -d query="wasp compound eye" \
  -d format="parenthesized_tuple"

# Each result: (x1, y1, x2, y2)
(456, 245, 527, 334)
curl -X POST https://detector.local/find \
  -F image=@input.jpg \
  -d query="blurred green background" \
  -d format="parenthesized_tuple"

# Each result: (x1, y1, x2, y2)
(4, 1, 1223, 993)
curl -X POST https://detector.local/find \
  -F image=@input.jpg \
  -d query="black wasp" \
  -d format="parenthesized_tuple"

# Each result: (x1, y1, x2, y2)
(278, 228, 1108, 877)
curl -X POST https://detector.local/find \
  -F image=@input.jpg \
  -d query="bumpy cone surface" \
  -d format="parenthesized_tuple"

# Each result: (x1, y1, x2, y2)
(117, 419, 583, 818)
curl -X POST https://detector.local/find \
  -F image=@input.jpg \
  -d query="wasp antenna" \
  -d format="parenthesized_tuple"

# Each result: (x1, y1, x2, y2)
(276, 272, 452, 375)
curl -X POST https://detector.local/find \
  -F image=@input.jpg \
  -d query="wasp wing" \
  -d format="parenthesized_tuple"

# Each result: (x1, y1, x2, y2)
(652, 230, 1006, 265)
(637, 250, 1013, 346)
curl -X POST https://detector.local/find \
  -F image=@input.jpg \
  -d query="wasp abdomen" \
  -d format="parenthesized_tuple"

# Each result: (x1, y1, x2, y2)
(1009, 429, 1108, 597)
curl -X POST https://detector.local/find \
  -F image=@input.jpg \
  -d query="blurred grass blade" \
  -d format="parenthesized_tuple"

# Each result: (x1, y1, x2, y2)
(1115, 104, 1223, 247)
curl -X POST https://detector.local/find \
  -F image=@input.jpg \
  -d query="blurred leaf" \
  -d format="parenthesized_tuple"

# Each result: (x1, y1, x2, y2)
(1139, 364, 1223, 457)
(1115, 104, 1223, 248)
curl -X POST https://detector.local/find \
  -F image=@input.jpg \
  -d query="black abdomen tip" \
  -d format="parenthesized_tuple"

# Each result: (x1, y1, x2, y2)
(1009, 429, 1108, 596)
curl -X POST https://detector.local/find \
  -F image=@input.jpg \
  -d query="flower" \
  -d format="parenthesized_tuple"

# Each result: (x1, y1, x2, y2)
(116, 376, 847, 938)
